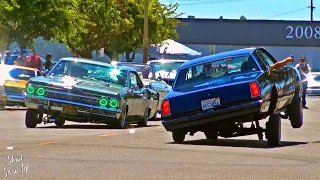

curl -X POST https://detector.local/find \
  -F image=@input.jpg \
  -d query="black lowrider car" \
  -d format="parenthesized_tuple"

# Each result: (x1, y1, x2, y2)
(161, 47, 303, 147)
(24, 58, 159, 128)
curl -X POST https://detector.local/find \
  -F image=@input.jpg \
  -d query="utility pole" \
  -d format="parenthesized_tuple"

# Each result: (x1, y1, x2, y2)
(310, 0, 315, 21)
(143, 0, 149, 63)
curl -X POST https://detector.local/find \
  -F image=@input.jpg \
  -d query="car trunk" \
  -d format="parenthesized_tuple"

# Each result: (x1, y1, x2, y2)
(169, 81, 254, 117)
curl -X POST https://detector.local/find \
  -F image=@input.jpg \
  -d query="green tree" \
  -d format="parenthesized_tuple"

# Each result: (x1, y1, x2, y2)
(112, 0, 180, 62)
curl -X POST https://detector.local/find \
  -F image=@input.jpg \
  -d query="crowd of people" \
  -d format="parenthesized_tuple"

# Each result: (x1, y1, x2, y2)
(1, 49, 54, 71)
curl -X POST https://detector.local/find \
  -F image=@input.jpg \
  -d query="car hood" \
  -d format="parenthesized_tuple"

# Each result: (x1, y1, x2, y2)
(28, 76, 124, 96)
(141, 78, 172, 92)
(4, 79, 28, 88)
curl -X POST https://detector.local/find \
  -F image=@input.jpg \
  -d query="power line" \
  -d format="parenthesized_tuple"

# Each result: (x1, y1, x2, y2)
(265, 7, 309, 19)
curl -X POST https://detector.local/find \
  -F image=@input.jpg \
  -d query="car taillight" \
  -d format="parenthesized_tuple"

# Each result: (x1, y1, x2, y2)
(161, 99, 171, 116)
(250, 82, 260, 97)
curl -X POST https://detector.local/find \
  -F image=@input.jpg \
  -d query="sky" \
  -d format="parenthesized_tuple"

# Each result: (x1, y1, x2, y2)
(160, 0, 320, 21)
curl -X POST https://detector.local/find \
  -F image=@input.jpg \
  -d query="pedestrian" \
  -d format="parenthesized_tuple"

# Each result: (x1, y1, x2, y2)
(295, 56, 311, 108)
(4, 51, 14, 65)
(15, 49, 28, 66)
(44, 53, 53, 70)
(25, 49, 42, 70)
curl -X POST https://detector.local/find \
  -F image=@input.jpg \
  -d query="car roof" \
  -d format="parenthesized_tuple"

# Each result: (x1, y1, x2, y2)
(0, 64, 39, 71)
(180, 47, 257, 68)
(60, 57, 136, 72)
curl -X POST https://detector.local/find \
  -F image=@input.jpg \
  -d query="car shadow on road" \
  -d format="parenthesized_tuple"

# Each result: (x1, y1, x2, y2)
(170, 139, 308, 149)
(38, 124, 159, 129)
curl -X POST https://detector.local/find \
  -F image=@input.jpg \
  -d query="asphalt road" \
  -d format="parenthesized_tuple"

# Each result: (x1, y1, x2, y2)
(0, 97, 320, 180)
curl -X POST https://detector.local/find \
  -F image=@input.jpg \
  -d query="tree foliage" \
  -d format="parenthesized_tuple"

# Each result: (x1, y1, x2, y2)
(1, 0, 180, 61)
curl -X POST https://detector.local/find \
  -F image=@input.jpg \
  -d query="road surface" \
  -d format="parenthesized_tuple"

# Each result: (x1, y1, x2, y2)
(0, 97, 319, 180)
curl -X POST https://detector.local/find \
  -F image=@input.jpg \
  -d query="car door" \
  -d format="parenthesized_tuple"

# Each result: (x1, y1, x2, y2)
(255, 48, 293, 110)
(129, 72, 145, 117)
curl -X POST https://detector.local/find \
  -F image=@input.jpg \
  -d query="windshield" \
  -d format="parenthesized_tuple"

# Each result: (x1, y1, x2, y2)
(4, 68, 37, 81)
(50, 60, 128, 88)
(150, 61, 185, 80)
(175, 55, 260, 88)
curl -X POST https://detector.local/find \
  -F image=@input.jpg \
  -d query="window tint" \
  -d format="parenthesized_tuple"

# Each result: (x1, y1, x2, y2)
(175, 55, 259, 88)
(256, 49, 277, 67)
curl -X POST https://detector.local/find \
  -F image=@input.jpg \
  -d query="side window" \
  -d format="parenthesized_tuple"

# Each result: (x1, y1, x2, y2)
(255, 49, 277, 68)
(253, 52, 268, 71)
(36, 71, 42, 76)
(130, 72, 144, 88)
(130, 72, 137, 87)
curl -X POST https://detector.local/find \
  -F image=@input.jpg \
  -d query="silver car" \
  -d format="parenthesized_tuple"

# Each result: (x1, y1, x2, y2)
(307, 72, 320, 96)
(114, 60, 187, 114)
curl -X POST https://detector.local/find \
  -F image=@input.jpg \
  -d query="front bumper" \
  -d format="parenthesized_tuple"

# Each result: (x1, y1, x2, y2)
(25, 95, 123, 123)
(161, 100, 261, 131)
(307, 88, 320, 96)
(0, 93, 26, 106)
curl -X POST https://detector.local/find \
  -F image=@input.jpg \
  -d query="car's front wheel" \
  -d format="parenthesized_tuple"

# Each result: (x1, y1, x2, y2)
(115, 107, 128, 129)
(138, 108, 149, 127)
(287, 88, 303, 128)
(266, 114, 281, 147)
(25, 109, 40, 128)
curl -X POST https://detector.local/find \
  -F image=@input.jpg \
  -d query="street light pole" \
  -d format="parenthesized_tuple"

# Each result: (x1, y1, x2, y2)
(143, 0, 149, 63)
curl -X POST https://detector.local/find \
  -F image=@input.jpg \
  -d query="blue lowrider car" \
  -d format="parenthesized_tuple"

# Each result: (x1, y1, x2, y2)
(161, 47, 303, 147)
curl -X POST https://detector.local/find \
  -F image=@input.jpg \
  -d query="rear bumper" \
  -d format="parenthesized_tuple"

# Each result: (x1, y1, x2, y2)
(25, 95, 123, 123)
(161, 100, 262, 131)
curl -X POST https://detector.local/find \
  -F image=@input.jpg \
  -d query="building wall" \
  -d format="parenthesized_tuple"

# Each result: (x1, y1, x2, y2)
(186, 44, 320, 70)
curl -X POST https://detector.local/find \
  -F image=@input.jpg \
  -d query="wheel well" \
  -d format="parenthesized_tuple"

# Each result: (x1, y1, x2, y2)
(268, 86, 278, 114)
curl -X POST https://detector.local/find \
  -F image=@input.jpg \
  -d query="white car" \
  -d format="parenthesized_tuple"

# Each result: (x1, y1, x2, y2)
(307, 72, 320, 96)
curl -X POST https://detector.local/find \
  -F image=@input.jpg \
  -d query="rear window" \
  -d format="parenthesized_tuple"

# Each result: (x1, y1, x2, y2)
(175, 55, 260, 88)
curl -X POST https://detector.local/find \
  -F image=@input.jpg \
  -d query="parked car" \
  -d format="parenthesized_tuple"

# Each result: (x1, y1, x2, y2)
(307, 72, 320, 96)
(0, 65, 42, 108)
(24, 57, 159, 128)
(114, 62, 173, 114)
(161, 47, 303, 147)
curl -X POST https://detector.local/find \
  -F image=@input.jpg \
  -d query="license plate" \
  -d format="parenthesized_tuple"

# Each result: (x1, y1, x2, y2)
(201, 97, 221, 110)
(62, 105, 77, 115)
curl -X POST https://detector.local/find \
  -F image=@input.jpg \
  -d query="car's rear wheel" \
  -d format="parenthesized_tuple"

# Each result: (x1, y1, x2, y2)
(138, 109, 149, 127)
(287, 87, 303, 128)
(172, 131, 185, 143)
(266, 114, 281, 147)
(25, 109, 40, 128)
(204, 131, 218, 140)
(55, 117, 65, 127)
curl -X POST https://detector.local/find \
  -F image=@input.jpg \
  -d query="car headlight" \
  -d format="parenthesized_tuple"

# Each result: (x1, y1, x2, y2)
(98, 97, 119, 108)
(26, 85, 46, 96)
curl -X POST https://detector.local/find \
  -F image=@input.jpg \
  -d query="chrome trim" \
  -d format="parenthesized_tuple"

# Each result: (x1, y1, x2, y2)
(26, 95, 122, 113)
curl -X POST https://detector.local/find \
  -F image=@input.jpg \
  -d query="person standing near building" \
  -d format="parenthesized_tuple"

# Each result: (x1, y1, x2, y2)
(15, 49, 27, 66)
(295, 56, 311, 109)
(44, 53, 53, 70)
(25, 49, 42, 70)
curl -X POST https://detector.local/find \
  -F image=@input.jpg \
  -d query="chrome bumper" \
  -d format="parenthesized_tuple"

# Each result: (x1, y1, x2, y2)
(25, 95, 122, 119)
(0, 93, 25, 104)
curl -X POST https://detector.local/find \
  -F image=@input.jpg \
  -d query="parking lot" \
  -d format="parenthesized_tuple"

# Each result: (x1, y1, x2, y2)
(0, 97, 320, 180)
